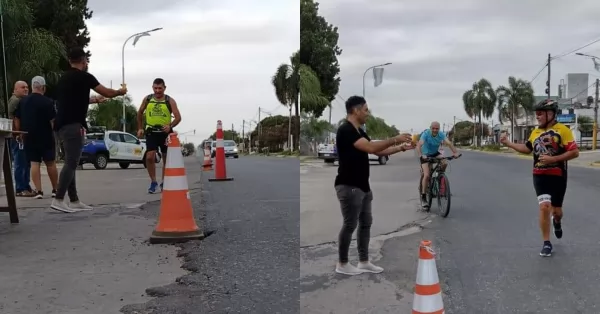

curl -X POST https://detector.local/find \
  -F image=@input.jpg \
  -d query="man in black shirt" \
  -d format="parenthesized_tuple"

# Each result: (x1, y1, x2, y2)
(14, 76, 59, 199)
(334, 95, 413, 275)
(51, 47, 127, 213)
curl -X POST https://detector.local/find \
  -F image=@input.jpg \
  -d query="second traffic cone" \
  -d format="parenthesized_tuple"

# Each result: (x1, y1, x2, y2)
(202, 148, 213, 171)
(412, 240, 444, 314)
(150, 133, 204, 244)
(209, 120, 234, 181)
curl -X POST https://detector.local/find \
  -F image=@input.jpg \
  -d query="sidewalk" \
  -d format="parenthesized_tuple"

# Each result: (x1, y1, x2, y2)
(0, 157, 203, 314)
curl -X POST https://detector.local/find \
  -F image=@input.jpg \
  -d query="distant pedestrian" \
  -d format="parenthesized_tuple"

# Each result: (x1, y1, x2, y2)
(8, 81, 34, 197)
(334, 95, 413, 275)
(52, 47, 126, 213)
(13, 76, 59, 199)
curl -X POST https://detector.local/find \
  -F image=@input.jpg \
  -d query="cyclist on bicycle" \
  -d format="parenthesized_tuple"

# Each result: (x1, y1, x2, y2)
(136, 78, 182, 194)
(416, 121, 459, 207)
(500, 99, 579, 257)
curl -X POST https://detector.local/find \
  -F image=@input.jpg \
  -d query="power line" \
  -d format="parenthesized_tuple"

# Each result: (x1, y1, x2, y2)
(553, 37, 600, 60)
(530, 63, 548, 83)
(568, 82, 595, 102)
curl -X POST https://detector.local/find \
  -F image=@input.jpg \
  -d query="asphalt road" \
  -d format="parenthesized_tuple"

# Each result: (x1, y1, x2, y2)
(122, 156, 300, 314)
(379, 150, 600, 314)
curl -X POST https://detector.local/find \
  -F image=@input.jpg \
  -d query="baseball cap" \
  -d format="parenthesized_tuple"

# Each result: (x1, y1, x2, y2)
(31, 76, 46, 88)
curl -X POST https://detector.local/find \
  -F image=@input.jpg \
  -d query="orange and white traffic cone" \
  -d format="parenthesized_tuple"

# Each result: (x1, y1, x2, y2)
(202, 147, 213, 171)
(412, 240, 444, 314)
(208, 120, 233, 181)
(149, 132, 204, 244)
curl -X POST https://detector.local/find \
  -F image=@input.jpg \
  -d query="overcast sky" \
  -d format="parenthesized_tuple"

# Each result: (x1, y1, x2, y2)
(319, 0, 600, 133)
(85, 0, 298, 143)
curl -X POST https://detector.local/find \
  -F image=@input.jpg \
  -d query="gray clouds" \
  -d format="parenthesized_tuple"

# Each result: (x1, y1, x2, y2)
(84, 0, 298, 140)
(320, 0, 600, 130)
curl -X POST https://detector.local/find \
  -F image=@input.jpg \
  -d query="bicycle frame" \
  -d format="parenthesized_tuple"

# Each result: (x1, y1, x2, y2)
(418, 154, 461, 216)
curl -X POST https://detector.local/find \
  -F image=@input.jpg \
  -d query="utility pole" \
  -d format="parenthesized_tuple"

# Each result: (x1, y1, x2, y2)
(257, 107, 261, 153)
(327, 104, 332, 142)
(452, 116, 456, 145)
(242, 119, 245, 152)
(546, 53, 552, 99)
(231, 123, 234, 141)
(594, 79, 599, 150)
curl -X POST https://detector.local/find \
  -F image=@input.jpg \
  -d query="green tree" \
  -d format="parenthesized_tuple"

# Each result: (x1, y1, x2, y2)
(182, 143, 196, 154)
(1, 0, 65, 111)
(27, 0, 93, 98)
(87, 96, 138, 133)
(337, 115, 399, 139)
(462, 78, 496, 146)
(272, 52, 329, 149)
(249, 115, 298, 152)
(300, 112, 334, 143)
(300, 0, 342, 103)
(209, 130, 239, 141)
(448, 121, 491, 146)
(578, 115, 594, 133)
(496, 76, 535, 141)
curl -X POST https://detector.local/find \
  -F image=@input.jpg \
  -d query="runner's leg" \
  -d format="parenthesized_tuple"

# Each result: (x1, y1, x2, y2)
(551, 176, 567, 239)
(533, 175, 553, 256)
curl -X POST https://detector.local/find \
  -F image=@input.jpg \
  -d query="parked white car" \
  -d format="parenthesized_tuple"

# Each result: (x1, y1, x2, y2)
(81, 129, 148, 169)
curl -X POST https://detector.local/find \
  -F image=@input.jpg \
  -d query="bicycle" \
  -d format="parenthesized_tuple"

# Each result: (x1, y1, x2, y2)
(418, 154, 461, 217)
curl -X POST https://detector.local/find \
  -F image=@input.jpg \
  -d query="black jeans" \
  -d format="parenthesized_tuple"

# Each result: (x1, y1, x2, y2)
(335, 185, 373, 264)
(55, 123, 83, 201)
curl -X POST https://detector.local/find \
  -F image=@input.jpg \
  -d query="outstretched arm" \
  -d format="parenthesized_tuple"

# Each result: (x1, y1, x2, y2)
(443, 138, 458, 154)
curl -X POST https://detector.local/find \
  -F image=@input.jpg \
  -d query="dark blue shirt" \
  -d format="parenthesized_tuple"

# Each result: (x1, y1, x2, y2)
(14, 93, 56, 148)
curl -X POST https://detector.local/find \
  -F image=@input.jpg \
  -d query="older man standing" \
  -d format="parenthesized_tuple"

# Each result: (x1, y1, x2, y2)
(14, 76, 59, 199)
(8, 81, 34, 197)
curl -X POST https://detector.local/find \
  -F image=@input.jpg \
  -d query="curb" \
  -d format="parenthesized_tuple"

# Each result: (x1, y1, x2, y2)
(463, 149, 531, 160)
(590, 162, 600, 167)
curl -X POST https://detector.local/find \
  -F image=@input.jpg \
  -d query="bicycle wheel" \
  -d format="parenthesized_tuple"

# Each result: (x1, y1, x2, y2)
(437, 173, 451, 217)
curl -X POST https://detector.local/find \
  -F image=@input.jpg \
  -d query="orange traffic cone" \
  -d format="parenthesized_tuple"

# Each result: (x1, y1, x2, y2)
(149, 133, 204, 244)
(208, 120, 234, 181)
(202, 147, 213, 171)
(412, 240, 444, 314)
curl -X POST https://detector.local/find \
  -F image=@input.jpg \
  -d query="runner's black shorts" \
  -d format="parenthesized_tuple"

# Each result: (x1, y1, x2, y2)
(145, 130, 168, 154)
(533, 174, 567, 207)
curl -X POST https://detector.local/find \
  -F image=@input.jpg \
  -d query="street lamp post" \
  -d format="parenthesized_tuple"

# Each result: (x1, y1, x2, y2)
(362, 62, 392, 98)
(575, 52, 599, 149)
(121, 27, 163, 132)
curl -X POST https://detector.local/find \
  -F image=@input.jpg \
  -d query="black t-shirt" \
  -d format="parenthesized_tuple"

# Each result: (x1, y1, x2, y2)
(334, 120, 371, 192)
(55, 68, 100, 130)
(14, 93, 56, 148)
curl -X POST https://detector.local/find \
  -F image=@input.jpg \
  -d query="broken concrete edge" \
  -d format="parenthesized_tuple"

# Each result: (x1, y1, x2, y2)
(590, 162, 600, 167)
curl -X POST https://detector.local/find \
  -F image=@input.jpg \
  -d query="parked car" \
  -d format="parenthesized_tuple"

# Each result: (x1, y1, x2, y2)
(81, 128, 149, 169)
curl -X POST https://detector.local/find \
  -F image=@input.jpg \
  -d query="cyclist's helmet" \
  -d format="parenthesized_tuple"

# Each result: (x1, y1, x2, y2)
(534, 99, 559, 128)
(533, 99, 558, 112)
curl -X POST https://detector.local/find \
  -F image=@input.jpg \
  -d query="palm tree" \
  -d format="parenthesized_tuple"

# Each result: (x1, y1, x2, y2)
(496, 77, 535, 142)
(272, 51, 328, 150)
(3, 0, 65, 91)
(462, 78, 496, 146)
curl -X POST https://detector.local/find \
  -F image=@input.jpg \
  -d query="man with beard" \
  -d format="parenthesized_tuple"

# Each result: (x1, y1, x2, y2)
(51, 48, 127, 213)
(334, 95, 413, 275)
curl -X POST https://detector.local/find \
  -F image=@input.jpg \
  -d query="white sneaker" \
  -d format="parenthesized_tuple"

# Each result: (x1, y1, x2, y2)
(50, 199, 75, 213)
(357, 261, 384, 274)
(335, 263, 363, 276)
(69, 201, 93, 211)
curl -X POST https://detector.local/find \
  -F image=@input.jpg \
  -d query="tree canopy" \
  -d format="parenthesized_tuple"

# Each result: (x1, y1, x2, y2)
(463, 78, 496, 146)
(209, 130, 239, 141)
(338, 115, 399, 139)
(87, 96, 137, 133)
(300, 0, 342, 103)
(448, 121, 491, 146)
